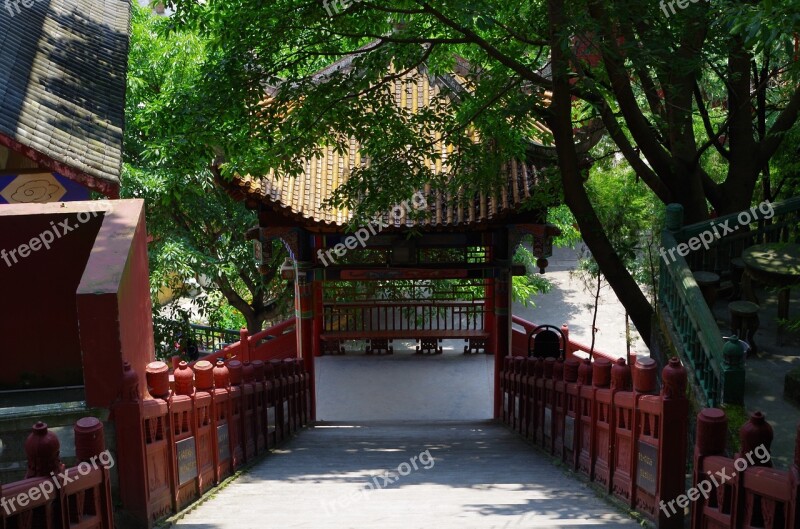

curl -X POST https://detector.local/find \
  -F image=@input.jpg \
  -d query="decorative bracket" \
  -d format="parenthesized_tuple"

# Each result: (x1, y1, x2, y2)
(247, 226, 306, 274)
(509, 223, 561, 273)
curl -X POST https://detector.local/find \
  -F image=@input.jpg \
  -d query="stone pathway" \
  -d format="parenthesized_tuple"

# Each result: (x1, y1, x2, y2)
(175, 422, 640, 529)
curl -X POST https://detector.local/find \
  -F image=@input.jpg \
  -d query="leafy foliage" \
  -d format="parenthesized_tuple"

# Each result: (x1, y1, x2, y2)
(143, 0, 800, 345)
(124, 5, 292, 334)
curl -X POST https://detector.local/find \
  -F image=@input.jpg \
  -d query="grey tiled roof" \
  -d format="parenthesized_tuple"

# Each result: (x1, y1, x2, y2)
(0, 0, 130, 193)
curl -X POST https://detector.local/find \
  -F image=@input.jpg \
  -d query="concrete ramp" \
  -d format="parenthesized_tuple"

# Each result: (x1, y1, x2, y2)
(175, 421, 639, 529)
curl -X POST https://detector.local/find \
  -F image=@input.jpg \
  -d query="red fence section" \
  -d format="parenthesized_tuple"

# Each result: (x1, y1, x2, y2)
(692, 408, 800, 529)
(511, 315, 623, 364)
(113, 355, 311, 528)
(1, 418, 114, 529)
(200, 319, 298, 365)
(500, 353, 689, 528)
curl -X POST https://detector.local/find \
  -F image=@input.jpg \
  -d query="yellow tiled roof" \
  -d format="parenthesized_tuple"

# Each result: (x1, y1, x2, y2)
(228, 64, 551, 229)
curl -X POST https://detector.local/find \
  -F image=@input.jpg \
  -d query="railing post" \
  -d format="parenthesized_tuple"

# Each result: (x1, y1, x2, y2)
(553, 358, 566, 458)
(112, 362, 150, 528)
(24, 422, 64, 479)
(721, 336, 746, 405)
(563, 358, 580, 468)
(252, 360, 267, 452)
(192, 360, 217, 493)
(73, 417, 114, 529)
(658, 357, 689, 529)
(543, 357, 557, 453)
(588, 358, 611, 483)
(264, 361, 278, 448)
(561, 324, 572, 358)
(691, 408, 727, 529)
(212, 360, 233, 480)
(171, 361, 199, 510)
(576, 358, 593, 477)
(241, 361, 257, 460)
(226, 359, 245, 468)
(239, 328, 250, 363)
(738, 411, 773, 466)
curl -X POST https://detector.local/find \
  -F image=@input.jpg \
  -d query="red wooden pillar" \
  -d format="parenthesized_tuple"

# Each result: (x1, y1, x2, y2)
(493, 268, 511, 419)
(484, 244, 496, 354)
(312, 235, 325, 358)
(295, 261, 316, 421)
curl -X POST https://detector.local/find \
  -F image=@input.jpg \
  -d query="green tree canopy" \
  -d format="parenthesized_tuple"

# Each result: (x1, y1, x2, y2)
(151, 0, 800, 345)
(123, 5, 291, 336)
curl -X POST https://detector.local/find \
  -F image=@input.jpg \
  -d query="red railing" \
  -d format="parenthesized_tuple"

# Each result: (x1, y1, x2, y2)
(1, 418, 114, 529)
(199, 319, 297, 365)
(511, 315, 623, 364)
(113, 357, 310, 527)
(499, 354, 689, 528)
(692, 408, 800, 529)
(322, 300, 486, 333)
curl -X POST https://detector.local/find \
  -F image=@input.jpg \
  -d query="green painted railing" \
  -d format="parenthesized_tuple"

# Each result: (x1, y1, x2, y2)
(189, 323, 242, 353)
(156, 319, 241, 358)
(660, 225, 725, 406)
(658, 197, 800, 406)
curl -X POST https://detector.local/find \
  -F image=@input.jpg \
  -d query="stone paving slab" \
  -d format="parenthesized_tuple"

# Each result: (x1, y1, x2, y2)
(175, 422, 640, 529)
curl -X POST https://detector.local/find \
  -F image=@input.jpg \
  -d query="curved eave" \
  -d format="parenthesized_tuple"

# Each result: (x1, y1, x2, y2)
(0, 133, 120, 198)
(225, 174, 543, 234)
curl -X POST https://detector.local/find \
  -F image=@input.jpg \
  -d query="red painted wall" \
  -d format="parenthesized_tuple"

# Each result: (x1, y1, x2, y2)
(77, 200, 154, 407)
(0, 199, 155, 407)
(0, 212, 103, 388)
(117, 206, 155, 397)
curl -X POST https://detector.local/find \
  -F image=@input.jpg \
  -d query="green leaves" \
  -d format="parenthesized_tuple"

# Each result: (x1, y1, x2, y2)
(124, 5, 291, 333)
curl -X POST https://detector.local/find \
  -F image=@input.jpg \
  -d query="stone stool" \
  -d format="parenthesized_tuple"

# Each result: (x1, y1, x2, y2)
(729, 301, 760, 355)
(694, 271, 721, 308)
(730, 257, 745, 299)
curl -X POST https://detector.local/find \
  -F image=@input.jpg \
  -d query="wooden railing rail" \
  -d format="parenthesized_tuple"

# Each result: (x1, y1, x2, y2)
(199, 318, 297, 365)
(511, 315, 624, 364)
(113, 357, 311, 527)
(656, 198, 800, 406)
(323, 300, 485, 334)
(500, 355, 689, 529)
(659, 229, 725, 406)
(1, 418, 114, 529)
(691, 408, 799, 529)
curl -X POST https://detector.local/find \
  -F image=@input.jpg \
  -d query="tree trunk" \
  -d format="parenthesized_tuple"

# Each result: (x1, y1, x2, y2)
(548, 0, 653, 347)
(244, 314, 264, 336)
(673, 164, 712, 223)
